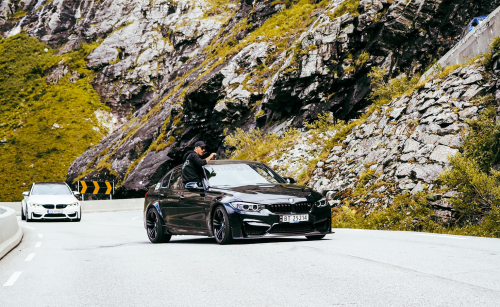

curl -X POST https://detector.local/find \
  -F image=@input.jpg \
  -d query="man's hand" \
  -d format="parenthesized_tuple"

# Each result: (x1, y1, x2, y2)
(206, 153, 217, 163)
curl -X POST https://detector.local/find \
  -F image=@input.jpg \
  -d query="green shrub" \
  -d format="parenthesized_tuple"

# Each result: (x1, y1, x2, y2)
(0, 33, 107, 201)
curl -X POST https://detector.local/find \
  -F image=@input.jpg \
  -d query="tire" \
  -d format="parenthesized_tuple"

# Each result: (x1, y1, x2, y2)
(146, 207, 171, 243)
(306, 235, 325, 240)
(21, 206, 26, 221)
(212, 205, 232, 245)
(26, 210, 32, 223)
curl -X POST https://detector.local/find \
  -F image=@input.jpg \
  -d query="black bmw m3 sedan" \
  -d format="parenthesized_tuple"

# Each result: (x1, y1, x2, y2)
(143, 160, 332, 244)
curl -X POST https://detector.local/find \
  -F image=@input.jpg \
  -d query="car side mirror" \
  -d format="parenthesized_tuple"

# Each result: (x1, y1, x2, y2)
(283, 177, 296, 184)
(22, 191, 29, 197)
(185, 182, 204, 190)
(73, 191, 81, 196)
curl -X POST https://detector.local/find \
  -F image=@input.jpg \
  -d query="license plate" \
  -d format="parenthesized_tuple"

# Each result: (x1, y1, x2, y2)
(47, 210, 63, 214)
(280, 214, 309, 223)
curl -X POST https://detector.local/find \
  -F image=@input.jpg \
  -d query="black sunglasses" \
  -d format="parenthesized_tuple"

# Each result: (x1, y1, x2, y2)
(200, 147, 206, 150)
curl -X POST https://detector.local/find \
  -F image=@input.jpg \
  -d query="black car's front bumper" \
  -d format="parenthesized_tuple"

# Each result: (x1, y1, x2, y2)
(226, 205, 332, 239)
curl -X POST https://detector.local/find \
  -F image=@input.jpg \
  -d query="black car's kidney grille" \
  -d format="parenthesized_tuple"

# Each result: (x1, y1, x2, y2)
(56, 204, 67, 209)
(268, 204, 292, 213)
(270, 223, 314, 233)
(268, 202, 313, 213)
(42, 205, 54, 209)
(295, 202, 313, 213)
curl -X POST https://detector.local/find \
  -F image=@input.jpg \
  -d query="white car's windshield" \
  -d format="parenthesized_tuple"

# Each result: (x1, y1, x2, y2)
(32, 184, 72, 195)
(203, 164, 285, 187)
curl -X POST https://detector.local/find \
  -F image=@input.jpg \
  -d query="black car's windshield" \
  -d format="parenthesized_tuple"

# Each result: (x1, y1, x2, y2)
(32, 184, 72, 195)
(203, 163, 285, 187)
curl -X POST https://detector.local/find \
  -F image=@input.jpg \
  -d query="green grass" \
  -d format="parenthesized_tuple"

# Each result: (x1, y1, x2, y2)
(0, 33, 108, 201)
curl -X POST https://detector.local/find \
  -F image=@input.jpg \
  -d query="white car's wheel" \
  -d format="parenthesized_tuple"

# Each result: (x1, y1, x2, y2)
(21, 205, 26, 221)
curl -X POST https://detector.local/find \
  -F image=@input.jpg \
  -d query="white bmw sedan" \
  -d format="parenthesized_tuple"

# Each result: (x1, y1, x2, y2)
(22, 182, 81, 222)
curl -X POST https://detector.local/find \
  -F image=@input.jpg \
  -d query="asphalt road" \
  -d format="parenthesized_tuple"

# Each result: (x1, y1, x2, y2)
(1, 211, 500, 307)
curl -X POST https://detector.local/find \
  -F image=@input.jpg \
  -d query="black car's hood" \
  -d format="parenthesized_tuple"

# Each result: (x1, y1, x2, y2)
(208, 183, 322, 204)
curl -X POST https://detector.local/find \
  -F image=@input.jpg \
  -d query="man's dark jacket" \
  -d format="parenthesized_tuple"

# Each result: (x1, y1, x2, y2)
(182, 151, 207, 183)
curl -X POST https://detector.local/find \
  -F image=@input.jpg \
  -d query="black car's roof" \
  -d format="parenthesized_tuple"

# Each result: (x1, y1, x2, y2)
(172, 159, 262, 170)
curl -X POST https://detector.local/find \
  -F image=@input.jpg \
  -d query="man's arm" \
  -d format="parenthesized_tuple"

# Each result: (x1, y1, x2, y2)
(205, 153, 216, 163)
(192, 153, 208, 167)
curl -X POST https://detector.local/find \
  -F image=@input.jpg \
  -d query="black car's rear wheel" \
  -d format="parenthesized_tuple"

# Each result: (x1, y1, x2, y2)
(146, 207, 171, 243)
(306, 235, 325, 240)
(212, 205, 232, 245)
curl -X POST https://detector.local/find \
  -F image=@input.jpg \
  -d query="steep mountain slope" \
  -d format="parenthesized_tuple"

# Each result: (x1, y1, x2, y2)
(1, 0, 499, 197)
(0, 33, 109, 201)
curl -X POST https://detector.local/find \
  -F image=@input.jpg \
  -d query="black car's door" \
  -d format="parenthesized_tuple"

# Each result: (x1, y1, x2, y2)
(176, 184, 209, 235)
(158, 168, 182, 231)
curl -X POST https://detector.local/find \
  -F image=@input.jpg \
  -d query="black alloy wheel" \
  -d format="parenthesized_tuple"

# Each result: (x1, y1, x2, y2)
(146, 207, 171, 243)
(306, 235, 325, 240)
(212, 205, 232, 245)
(21, 207, 25, 220)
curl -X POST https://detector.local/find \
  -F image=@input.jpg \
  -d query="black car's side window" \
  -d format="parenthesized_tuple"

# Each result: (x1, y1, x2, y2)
(161, 173, 172, 189)
(170, 169, 184, 190)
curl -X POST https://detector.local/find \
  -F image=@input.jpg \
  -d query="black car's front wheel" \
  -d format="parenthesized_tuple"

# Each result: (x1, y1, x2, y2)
(146, 207, 171, 243)
(212, 205, 232, 245)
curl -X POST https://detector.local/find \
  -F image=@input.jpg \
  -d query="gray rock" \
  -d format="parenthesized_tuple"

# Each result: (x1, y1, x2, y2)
(395, 163, 414, 177)
(437, 123, 461, 135)
(411, 182, 426, 194)
(463, 73, 483, 85)
(462, 85, 485, 101)
(390, 107, 406, 119)
(399, 178, 417, 190)
(429, 145, 458, 163)
(412, 164, 444, 183)
(403, 138, 420, 153)
(438, 134, 461, 147)
(414, 144, 435, 159)
(418, 99, 438, 112)
(434, 112, 458, 125)
(400, 153, 415, 162)
(458, 106, 479, 120)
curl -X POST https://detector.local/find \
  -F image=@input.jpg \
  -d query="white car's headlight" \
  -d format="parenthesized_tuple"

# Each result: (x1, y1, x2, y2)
(315, 198, 328, 208)
(230, 202, 266, 212)
(30, 203, 42, 208)
(69, 202, 79, 207)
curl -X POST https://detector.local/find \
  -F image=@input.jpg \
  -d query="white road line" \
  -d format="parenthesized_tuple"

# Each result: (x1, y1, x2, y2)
(3, 272, 22, 287)
(38, 234, 43, 238)
(25, 226, 35, 230)
(414, 233, 467, 240)
(25, 253, 36, 261)
(35, 242, 42, 248)
(132, 217, 138, 220)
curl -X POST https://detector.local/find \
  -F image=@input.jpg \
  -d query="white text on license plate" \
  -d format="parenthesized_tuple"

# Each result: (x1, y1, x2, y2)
(47, 210, 63, 214)
(280, 214, 308, 223)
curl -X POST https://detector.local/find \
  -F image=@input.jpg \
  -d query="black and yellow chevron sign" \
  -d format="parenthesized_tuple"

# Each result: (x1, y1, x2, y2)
(79, 181, 113, 194)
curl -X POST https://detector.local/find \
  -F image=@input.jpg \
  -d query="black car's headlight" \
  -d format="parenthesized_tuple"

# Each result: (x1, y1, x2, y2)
(315, 198, 328, 208)
(230, 202, 266, 212)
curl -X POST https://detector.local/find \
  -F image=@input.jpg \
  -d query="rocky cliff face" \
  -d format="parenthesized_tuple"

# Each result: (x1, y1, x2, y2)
(308, 61, 498, 219)
(2, 0, 499, 196)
